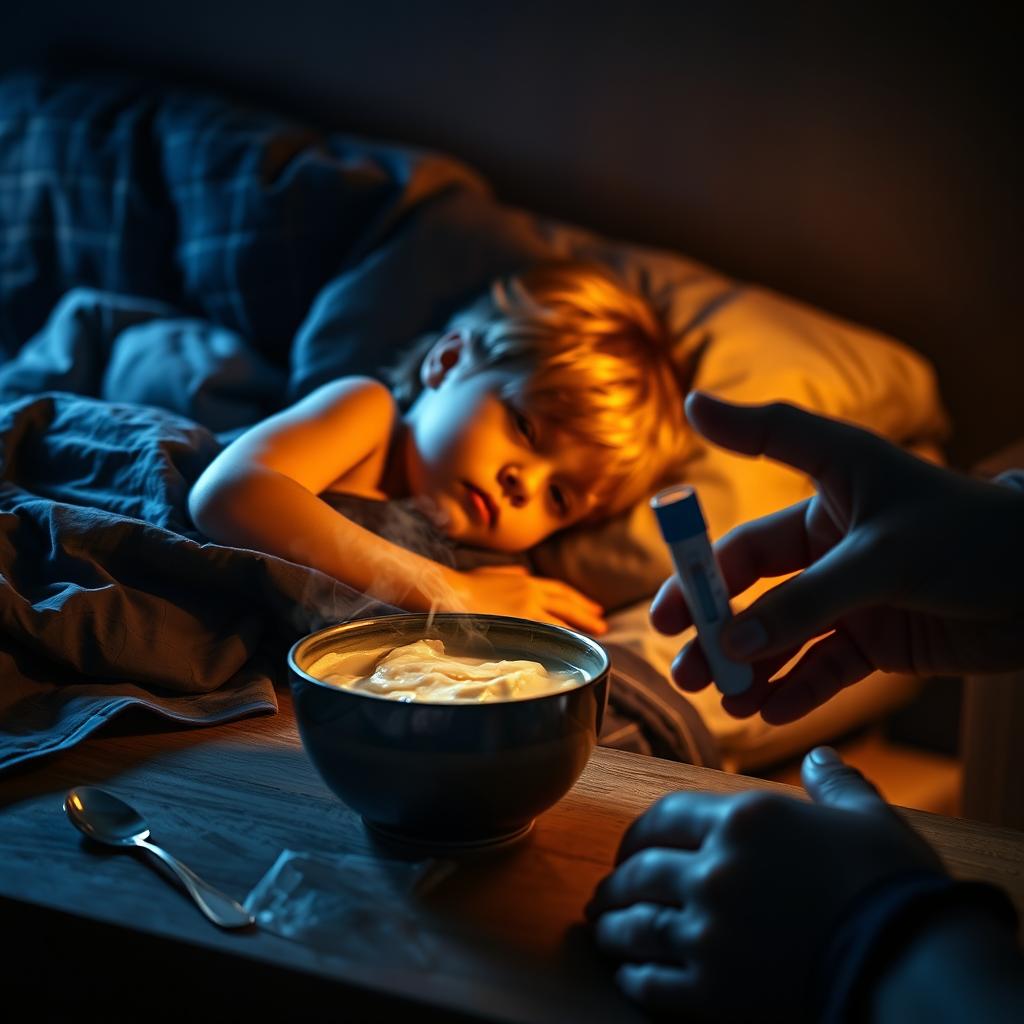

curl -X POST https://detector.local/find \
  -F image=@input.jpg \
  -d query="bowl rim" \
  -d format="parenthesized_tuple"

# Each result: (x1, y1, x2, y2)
(287, 612, 609, 707)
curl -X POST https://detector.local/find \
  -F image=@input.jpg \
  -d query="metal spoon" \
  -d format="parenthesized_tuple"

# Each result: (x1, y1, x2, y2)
(64, 786, 254, 929)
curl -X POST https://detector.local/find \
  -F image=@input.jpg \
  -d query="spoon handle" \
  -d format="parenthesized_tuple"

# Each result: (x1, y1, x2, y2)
(135, 837, 254, 929)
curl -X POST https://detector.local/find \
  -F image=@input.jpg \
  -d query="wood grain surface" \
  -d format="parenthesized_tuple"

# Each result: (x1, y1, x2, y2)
(1, 689, 1021, 1022)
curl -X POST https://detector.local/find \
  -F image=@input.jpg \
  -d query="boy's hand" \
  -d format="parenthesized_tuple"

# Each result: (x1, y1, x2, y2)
(456, 566, 607, 636)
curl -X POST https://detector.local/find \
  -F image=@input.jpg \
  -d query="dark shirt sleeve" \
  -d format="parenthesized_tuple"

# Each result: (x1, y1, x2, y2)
(995, 469, 1024, 495)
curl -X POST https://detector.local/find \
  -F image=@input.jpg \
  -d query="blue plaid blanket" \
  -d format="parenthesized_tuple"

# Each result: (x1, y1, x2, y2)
(0, 70, 490, 362)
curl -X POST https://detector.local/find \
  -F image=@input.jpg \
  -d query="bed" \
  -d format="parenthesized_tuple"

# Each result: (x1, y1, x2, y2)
(1, 8, 1017, 775)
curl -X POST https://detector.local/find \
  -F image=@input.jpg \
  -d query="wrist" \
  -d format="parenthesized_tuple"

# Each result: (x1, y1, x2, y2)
(358, 553, 464, 613)
(437, 565, 470, 610)
(871, 900, 1024, 1023)
(812, 870, 1018, 1024)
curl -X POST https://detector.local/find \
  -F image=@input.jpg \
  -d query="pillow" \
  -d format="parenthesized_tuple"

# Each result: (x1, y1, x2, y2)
(531, 227, 951, 607)
(292, 189, 950, 611)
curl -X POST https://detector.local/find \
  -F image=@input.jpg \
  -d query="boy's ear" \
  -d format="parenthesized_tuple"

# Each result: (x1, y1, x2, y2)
(420, 329, 467, 389)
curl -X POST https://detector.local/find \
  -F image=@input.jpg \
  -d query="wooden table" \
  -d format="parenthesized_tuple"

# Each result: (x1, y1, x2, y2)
(2, 690, 1022, 1023)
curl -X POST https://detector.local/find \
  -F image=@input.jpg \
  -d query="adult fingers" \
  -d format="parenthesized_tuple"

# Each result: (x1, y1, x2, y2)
(713, 498, 818, 596)
(720, 534, 888, 662)
(592, 903, 692, 963)
(669, 639, 800, 712)
(757, 628, 877, 724)
(615, 963, 698, 1015)
(668, 638, 710, 692)
(615, 791, 725, 865)
(800, 746, 887, 815)
(588, 847, 694, 915)
(650, 575, 692, 635)
(717, 643, 804, 718)
(684, 392, 876, 490)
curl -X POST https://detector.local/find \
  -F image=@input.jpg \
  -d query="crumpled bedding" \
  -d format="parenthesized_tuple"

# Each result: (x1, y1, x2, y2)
(0, 392, 401, 771)
(0, 70, 719, 771)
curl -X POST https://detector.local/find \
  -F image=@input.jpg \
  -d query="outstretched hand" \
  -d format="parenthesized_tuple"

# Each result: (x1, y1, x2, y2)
(587, 748, 942, 1021)
(651, 393, 1024, 723)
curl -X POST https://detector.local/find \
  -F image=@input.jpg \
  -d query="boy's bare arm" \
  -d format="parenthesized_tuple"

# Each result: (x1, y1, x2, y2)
(193, 461, 464, 607)
(188, 378, 463, 609)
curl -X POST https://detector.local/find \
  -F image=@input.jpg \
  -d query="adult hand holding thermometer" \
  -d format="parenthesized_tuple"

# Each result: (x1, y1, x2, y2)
(651, 485, 753, 697)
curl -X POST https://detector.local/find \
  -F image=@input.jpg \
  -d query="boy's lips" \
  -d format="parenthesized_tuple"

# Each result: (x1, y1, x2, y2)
(462, 481, 498, 528)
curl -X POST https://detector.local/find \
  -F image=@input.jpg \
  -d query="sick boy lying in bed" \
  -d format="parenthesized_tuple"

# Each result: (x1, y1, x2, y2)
(189, 262, 689, 635)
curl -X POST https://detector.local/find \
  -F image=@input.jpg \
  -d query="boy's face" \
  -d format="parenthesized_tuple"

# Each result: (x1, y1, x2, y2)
(404, 342, 601, 552)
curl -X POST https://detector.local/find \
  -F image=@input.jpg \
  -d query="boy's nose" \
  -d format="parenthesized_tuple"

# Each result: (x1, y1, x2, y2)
(498, 463, 533, 508)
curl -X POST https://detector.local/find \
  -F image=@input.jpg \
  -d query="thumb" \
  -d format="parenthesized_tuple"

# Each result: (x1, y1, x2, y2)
(801, 746, 888, 815)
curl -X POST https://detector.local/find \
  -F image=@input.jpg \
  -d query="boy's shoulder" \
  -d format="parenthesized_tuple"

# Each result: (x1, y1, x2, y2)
(290, 377, 401, 450)
(304, 376, 398, 418)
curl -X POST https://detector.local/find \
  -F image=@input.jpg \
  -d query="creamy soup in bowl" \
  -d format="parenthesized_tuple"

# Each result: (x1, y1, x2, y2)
(309, 638, 584, 703)
(288, 613, 609, 849)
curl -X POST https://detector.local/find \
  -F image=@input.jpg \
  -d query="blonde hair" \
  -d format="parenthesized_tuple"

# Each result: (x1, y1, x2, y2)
(389, 262, 689, 519)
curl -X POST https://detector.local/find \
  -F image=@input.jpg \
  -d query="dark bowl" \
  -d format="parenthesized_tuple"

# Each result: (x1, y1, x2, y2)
(288, 613, 609, 848)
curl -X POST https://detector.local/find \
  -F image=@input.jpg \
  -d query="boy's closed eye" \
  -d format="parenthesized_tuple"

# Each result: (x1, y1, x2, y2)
(506, 401, 537, 447)
(549, 481, 570, 516)
(506, 402, 573, 516)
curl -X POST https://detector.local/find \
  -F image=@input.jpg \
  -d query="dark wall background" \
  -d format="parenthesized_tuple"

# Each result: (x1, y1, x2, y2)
(2, 1, 1020, 465)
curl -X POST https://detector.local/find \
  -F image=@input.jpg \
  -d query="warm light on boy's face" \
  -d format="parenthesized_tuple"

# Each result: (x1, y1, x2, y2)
(404, 367, 600, 551)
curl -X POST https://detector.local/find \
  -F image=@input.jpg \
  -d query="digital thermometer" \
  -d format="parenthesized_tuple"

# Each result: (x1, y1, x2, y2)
(650, 485, 753, 697)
